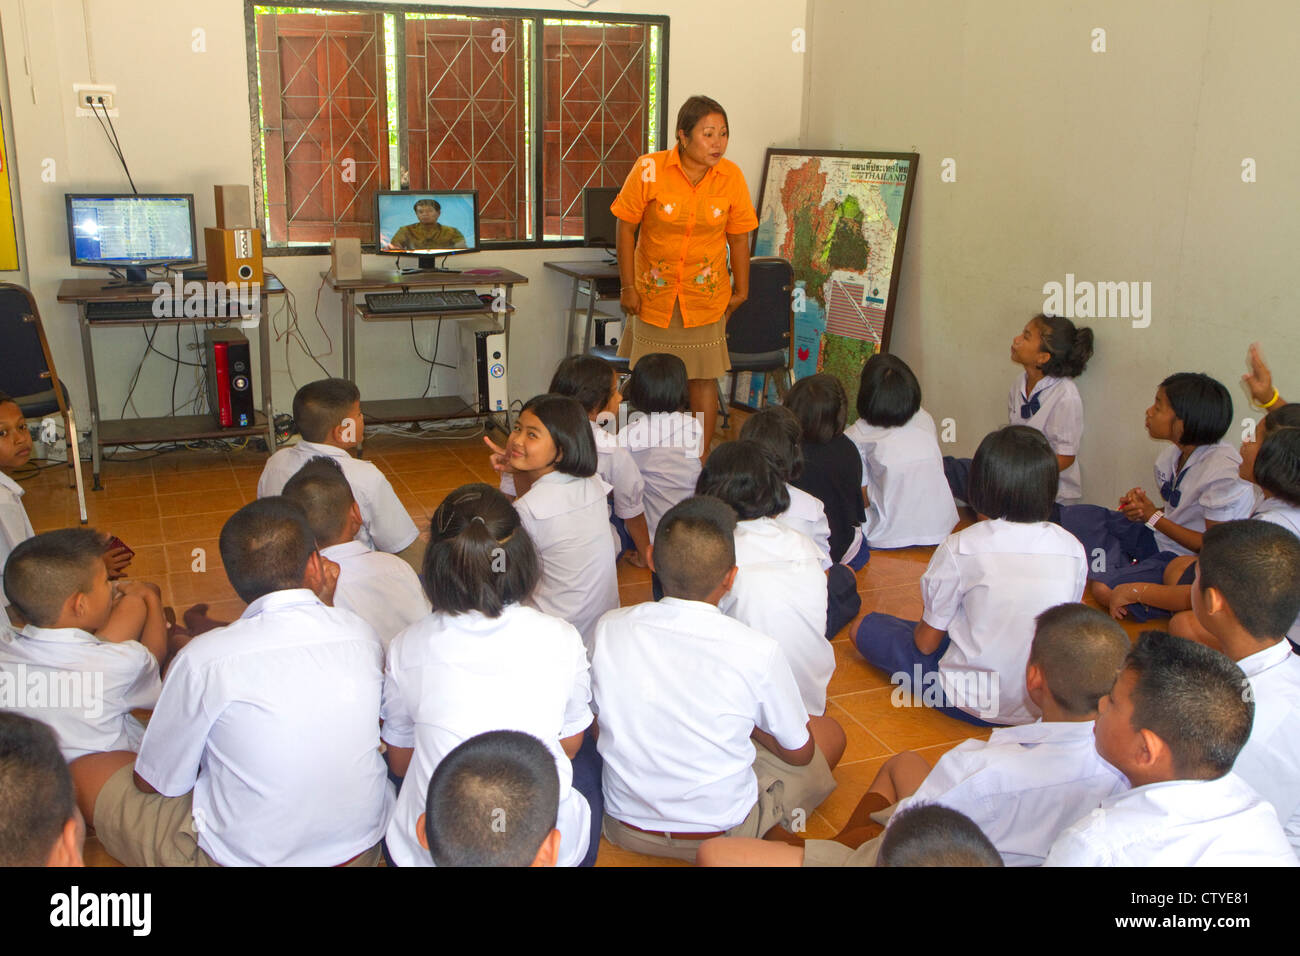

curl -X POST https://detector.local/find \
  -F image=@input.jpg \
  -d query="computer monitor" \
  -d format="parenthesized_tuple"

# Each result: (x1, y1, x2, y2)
(583, 187, 621, 258)
(66, 193, 198, 284)
(375, 190, 478, 273)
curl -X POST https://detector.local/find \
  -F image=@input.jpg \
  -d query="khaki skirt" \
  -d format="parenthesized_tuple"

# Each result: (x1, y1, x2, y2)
(618, 299, 730, 380)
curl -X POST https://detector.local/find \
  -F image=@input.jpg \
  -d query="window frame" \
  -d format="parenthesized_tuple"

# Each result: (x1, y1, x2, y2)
(244, 0, 669, 257)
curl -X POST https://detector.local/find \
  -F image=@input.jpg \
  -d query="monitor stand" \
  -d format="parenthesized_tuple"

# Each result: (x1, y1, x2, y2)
(104, 265, 153, 288)
(399, 254, 461, 275)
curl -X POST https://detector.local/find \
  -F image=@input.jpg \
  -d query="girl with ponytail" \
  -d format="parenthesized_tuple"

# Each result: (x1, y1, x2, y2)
(380, 482, 600, 868)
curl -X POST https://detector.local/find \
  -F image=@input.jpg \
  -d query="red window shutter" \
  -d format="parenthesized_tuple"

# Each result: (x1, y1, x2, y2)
(405, 17, 528, 242)
(542, 22, 649, 239)
(256, 12, 390, 244)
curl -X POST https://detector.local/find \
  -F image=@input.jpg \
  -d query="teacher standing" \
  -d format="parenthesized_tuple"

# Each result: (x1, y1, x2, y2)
(612, 94, 758, 459)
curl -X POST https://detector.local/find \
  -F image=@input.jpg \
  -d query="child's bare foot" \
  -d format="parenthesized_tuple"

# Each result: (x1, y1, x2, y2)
(182, 603, 228, 636)
(623, 549, 647, 569)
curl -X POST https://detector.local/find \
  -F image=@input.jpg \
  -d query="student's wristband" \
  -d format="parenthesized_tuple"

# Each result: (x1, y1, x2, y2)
(1261, 388, 1282, 409)
(1145, 509, 1164, 530)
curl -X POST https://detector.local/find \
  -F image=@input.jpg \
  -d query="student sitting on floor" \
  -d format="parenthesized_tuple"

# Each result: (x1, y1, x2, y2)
(545, 354, 652, 565)
(257, 377, 424, 572)
(854, 426, 1088, 726)
(592, 495, 844, 864)
(622, 353, 704, 542)
(699, 603, 1129, 867)
(417, 730, 562, 868)
(740, 404, 832, 568)
(0, 529, 166, 760)
(281, 455, 430, 650)
(485, 394, 619, 653)
(1058, 372, 1255, 620)
(381, 484, 597, 868)
(1045, 630, 1296, 866)
(69, 498, 393, 867)
(1189, 520, 1300, 856)
(1, 391, 131, 627)
(784, 373, 869, 569)
(0, 712, 84, 866)
(845, 353, 958, 549)
(875, 804, 1003, 867)
(696, 442, 837, 711)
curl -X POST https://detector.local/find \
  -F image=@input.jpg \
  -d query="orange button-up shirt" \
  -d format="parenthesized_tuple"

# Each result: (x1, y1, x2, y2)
(611, 147, 758, 329)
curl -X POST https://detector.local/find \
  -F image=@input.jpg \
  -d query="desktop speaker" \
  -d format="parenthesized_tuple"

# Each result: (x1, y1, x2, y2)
(205, 329, 255, 428)
(214, 184, 253, 229)
(330, 237, 363, 281)
(204, 227, 264, 285)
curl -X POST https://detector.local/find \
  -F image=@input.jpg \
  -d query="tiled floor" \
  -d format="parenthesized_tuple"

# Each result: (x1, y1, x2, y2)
(11, 418, 1158, 868)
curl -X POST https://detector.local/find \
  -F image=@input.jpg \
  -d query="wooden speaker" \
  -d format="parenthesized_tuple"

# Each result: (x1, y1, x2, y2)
(213, 184, 253, 229)
(204, 227, 264, 285)
(330, 237, 363, 281)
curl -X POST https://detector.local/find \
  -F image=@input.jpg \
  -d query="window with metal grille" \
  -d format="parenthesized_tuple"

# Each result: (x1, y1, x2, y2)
(247, 3, 667, 251)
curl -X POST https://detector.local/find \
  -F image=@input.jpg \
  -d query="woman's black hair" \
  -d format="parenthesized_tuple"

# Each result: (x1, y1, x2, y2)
(1159, 373, 1233, 447)
(694, 439, 790, 520)
(856, 353, 921, 428)
(1254, 427, 1300, 507)
(784, 373, 847, 445)
(626, 353, 690, 414)
(967, 425, 1059, 522)
(676, 94, 728, 140)
(1034, 314, 1094, 378)
(739, 405, 804, 482)
(548, 355, 615, 416)
(424, 483, 539, 617)
(520, 394, 597, 477)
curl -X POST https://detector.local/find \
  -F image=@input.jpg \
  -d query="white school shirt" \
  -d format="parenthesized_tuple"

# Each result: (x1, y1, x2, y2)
(0, 471, 35, 611)
(592, 597, 812, 832)
(1151, 442, 1255, 555)
(892, 720, 1127, 866)
(624, 412, 703, 541)
(320, 540, 431, 651)
(778, 483, 832, 570)
(380, 604, 594, 868)
(718, 517, 834, 716)
(591, 421, 645, 522)
(0, 624, 161, 761)
(1253, 497, 1300, 647)
(1008, 374, 1084, 502)
(514, 471, 620, 653)
(257, 440, 419, 554)
(1045, 773, 1297, 867)
(923, 519, 1087, 725)
(133, 589, 393, 867)
(845, 409, 958, 548)
(1234, 640, 1300, 856)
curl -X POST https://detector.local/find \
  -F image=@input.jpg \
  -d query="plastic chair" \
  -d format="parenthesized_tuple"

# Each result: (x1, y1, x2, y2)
(724, 256, 794, 408)
(0, 282, 88, 522)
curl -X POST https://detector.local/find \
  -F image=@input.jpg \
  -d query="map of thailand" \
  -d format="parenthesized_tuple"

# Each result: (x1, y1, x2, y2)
(750, 152, 916, 417)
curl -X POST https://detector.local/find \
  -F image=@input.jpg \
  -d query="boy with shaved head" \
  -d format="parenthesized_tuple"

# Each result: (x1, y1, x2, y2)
(700, 603, 1131, 867)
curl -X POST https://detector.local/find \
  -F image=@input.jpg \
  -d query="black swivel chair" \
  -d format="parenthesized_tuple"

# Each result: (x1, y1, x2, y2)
(723, 256, 795, 409)
(0, 283, 88, 522)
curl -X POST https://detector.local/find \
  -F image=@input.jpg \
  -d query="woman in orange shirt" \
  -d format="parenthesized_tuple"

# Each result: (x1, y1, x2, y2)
(612, 95, 758, 459)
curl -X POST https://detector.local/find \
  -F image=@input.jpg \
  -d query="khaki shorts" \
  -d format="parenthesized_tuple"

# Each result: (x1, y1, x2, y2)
(604, 744, 837, 863)
(801, 800, 897, 867)
(94, 762, 383, 867)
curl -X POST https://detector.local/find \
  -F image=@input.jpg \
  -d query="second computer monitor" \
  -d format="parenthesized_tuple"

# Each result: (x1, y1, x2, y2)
(375, 190, 478, 270)
(582, 187, 621, 249)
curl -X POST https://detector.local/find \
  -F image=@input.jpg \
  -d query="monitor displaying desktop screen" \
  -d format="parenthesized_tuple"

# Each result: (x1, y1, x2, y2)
(375, 190, 478, 269)
(66, 193, 198, 282)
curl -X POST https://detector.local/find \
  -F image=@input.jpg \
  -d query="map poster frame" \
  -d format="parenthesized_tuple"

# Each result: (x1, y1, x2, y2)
(746, 147, 919, 414)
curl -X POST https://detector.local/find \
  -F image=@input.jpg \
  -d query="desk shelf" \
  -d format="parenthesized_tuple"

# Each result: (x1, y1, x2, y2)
(99, 412, 269, 446)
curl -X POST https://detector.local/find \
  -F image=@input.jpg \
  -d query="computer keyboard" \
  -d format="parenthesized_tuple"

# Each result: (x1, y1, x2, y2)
(364, 290, 487, 314)
(85, 300, 166, 321)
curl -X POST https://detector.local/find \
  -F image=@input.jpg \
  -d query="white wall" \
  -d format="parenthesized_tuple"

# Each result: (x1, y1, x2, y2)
(0, 0, 808, 437)
(805, 0, 1300, 504)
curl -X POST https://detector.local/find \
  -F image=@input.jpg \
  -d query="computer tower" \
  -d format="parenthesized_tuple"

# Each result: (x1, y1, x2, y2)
(457, 319, 508, 413)
(205, 329, 255, 428)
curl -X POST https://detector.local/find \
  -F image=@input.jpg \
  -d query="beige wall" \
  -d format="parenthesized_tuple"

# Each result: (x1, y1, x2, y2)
(806, 0, 1300, 504)
(0, 0, 808, 435)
